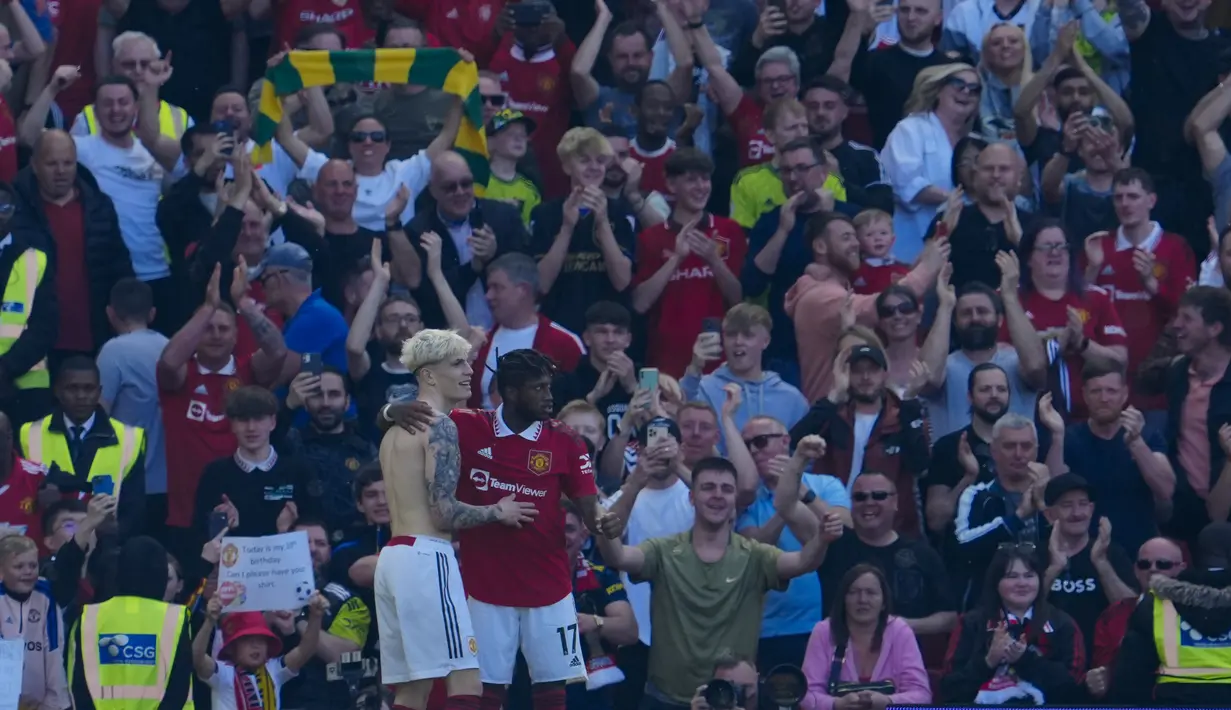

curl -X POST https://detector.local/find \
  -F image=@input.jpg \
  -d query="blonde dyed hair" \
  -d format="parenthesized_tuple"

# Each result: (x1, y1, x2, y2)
(980, 22, 1033, 86)
(400, 329, 472, 374)
(557, 127, 614, 163)
(904, 63, 978, 115)
(0, 535, 37, 566)
(558, 400, 602, 421)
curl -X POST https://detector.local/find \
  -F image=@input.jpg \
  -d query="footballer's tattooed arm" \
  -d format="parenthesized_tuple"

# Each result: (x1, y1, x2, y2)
(426, 416, 537, 530)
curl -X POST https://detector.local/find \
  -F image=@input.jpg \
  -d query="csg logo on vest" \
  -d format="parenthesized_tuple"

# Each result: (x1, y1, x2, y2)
(98, 633, 158, 666)
(1180, 620, 1231, 648)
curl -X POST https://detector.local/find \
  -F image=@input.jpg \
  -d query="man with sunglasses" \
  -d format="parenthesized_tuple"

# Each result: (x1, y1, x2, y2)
(820, 473, 956, 645)
(735, 415, 849, 670)
(1083, 536, 1186, 700)
(1040, 473, 1138, 663)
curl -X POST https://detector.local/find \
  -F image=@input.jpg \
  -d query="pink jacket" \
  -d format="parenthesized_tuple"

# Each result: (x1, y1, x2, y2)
(784, 262, 933, 402)
(801, 616, 932, 710)
(0, 581, 68, 710)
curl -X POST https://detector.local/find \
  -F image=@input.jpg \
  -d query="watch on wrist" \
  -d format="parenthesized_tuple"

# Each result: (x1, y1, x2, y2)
(594, 615, 605, 629)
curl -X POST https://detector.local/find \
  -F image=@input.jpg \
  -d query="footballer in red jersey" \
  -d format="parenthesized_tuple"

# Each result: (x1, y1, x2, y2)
(1086, 172, 1196, 411)
(452, 349, 601, 710)
(1003, 222, 1128, 419)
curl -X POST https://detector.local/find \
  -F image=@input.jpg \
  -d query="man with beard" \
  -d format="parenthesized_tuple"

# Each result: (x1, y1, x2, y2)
(919, 261, 1047, 439)
(284, 367, 379, 533)
(628, 81, 679, 202)
(802, 75, 893, 213)
(571, 0, 692, 135)
(790, 345, 930, 537)
(599, 126, 669, 229)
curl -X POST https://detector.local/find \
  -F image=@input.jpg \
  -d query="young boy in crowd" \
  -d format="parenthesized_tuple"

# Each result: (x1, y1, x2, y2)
(851, 208, 910, 295)
(485, 108, 542, 226)
(195, 593, 328, 710)
(558, 399, 608, 456)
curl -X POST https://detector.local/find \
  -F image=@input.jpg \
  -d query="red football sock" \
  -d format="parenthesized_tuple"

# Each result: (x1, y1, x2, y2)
(445, 694, 481, 710)
(478, 685, 507, 710)
(531, 684, 566, 710)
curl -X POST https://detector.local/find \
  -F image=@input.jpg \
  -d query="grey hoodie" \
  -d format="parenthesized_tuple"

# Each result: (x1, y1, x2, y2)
(681, 364, 810, 454)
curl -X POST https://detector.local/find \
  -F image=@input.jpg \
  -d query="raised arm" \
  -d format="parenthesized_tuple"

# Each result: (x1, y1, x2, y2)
(19, 65, 78, 146)
(1015, 22, 1076, 149)
(997, 251, 1048, 390)
(425, 94, 463, 161)
(421, 231, 478, 340)
(294, 86, 335, 150)
(1188, 82, 1231, 176)
(686, 23, 742, 117)
(193, 597, 222, 681)
(776, 510, 843, 580)
(919, 264, 955, 393)
(1070, 39, 1133, 139)
(345, 240, 389, 381)
(773, 435, 825, 543)
(592, 512, 646, 576)
(7, 0, 46, 62)
(136, 54, 183, 172)
(232, 258, 291, 387)
(283, 593, 327, 672)
(657, 0, 696, 104)
(569, 0, 612, 111)
(423, 416, 536, 529)
(1118, 0, 1151, 43)
(158, 266, 223, 391)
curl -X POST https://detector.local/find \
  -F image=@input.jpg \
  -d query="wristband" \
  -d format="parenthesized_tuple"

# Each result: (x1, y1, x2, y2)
(935, 222, 951, 239)
(801, 489, 817, 505)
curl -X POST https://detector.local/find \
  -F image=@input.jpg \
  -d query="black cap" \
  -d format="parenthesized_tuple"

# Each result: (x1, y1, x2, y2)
(848, 345, 887, 369)
(1044, 472, 1096, 507)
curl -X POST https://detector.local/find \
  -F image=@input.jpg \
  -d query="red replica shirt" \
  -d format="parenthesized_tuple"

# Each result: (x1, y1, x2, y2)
(0, 98, 17, 185)
(1088, 227, 1196, 410)
(49, 0, 101, 120)
(0, 455, 48, 542)
(851, 258, 910, 295)
(159, 356, 255, 528)
(489, 37, 576, 200)
(1002, 286, 1128, 419)
(273, 0, 374, 53)
(45, 199, 92, 352)
(634, 214, 747, 377)
(630, 138, 676, 200)
(727, 95, 772, 167)
(453, 408, 598, 607)
(394, 0, 505, 67)
(467, 314, 584, 407)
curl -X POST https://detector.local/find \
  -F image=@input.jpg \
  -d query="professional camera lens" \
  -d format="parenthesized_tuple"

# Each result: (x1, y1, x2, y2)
(764, 665, 807, 707)
(703, 679, 738, 710)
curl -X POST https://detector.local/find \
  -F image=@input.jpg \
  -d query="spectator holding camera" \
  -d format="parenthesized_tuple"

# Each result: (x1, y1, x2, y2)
(690, 655, 760, 710)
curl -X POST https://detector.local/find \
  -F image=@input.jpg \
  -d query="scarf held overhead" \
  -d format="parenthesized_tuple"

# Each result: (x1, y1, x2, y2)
(252, 48, 489, 192)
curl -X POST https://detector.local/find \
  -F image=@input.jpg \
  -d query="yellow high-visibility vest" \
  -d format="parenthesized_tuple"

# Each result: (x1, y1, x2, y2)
(69, 596, 194, 709)
(0, 248, 49, 389)
(1152, 596, 1231, 684)
(82, 100, 188, 139)
(19, 415, 143, 491)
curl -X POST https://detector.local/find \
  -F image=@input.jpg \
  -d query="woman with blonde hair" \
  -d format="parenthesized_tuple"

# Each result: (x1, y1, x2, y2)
(883, 63, 981, 262)
(978, 22, 1034, 143)
(0, 534, 68, 709)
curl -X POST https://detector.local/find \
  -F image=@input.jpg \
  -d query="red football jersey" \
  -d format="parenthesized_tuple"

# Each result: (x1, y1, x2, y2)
(0, 98, 17, 185)
(273, 0, 374, 53)
(159, 356, 255, 528)
(851, 259, 911, 295)
(1088, 228, 1196, 410)
(633, 214, 747, 377)
(452, 409, 598, 607)
(727, 95, 772, 167)
(631, 139, 676, 200)
(489, 36, 576, 200)
(0, 455, 48, 542)
(394, 0, 505, 67)
(1003, 286, 1128, 419)
(49, 0, 102, 120)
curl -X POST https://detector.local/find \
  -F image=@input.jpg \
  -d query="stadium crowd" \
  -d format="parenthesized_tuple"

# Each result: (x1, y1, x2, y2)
(0, 0, 1229, 707)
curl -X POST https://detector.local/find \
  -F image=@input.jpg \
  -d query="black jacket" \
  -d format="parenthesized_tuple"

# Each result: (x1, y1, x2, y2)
(1112, 569, 1231, 706)
(0, 227, 58, 383)
(188, 203, 324, 304)
(951, 477, 1052, 609)
(157, 170, 215, 285)
(406, 198, 528, 330)
(11, 164, 131, 352)
(1164, 356, 1231, 539)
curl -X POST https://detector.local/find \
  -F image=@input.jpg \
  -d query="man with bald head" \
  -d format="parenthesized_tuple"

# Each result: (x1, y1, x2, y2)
(406, 150, 529, 331)
(928, 141, 1032, 292)
(11, 129, 133, 363)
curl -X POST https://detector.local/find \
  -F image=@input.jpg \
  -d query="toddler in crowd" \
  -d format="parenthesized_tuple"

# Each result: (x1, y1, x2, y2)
(195, 593, 326, 710)
(851, 209, 910, 295)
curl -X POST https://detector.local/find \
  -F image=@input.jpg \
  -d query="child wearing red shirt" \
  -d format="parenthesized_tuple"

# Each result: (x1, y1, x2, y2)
(851, 208, 910, 295)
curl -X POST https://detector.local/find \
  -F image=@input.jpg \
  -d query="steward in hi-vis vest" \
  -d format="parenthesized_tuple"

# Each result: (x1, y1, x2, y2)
(0, 186, 56, 425)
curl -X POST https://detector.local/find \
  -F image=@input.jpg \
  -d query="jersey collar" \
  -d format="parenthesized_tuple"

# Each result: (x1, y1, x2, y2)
(493, 405, 543, 441)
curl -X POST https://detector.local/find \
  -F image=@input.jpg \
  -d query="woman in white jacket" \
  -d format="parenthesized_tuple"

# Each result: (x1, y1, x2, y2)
(882, 63, 982, 262)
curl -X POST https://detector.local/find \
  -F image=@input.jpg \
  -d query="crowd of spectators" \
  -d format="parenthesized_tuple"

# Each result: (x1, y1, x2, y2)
(0, 0, 1230, 707)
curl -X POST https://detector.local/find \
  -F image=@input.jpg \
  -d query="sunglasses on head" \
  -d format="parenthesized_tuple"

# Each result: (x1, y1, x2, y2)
(1136, 559, 1178, 571)
(349, 130, 387, 143)
(945, 77, 982, 95)
(744, 433, 787, 450)
(852, 490, 894, 502)
(877, 302, 917, 318)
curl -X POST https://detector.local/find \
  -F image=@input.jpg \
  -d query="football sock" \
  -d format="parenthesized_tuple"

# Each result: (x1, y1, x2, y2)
(445, 695, 481, 710)
(478, 685, 507, 710)
(531, 684, 566, 710)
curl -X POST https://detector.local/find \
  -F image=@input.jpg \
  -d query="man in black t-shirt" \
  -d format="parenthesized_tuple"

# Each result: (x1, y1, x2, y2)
(329, 462, 390, 617)
(1041, 473, 1139, 661)
(552, 301, 639, 440)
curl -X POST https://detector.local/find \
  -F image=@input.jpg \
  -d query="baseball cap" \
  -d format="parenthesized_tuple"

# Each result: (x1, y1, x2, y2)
(488, 108, 536, 136)
(1044, 472, 1096, 508)
(257, 242, 313, 276)
(848, 345, 887, 370)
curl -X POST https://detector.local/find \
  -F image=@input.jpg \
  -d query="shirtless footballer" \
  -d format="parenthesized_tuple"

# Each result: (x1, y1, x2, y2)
(376, 329, 537, 710)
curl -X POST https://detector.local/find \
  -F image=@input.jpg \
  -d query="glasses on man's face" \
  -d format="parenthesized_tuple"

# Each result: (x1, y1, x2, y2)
(349, 130, 387, 144)
(439, 178, 475, 195)
(382, 313, 422, 327)
(1136, 559, 1178, 571)
(759, 74, 796, 87)
(1033, 242, 1068, 255)
(877, 302, 917, 318)
(945, 77, 982, 95)
(743, 433, 788, 450)
(258, 269, 288, 285)
(482, 94, 507, 107)
(780, 163, 818, 178)
(852, 490, 894, 503)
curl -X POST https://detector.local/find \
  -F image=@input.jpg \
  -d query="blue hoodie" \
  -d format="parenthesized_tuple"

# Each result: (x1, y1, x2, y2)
(680, 363, 810, 454)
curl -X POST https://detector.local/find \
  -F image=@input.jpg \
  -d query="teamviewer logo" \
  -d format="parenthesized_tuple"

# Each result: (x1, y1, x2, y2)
(98, 634, 158, 666)
(470, 469, 490, 491)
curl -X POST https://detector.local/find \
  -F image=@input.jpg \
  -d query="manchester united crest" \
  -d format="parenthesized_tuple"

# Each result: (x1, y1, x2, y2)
(538, 75, 556, 92)
(345, 457, 360, 471)
(1153, 262, 1167, 281)
(221, 543, 240, 568)
(225, 377, 241, 392)
(19, 497, 33, 514)
(714, 237, 730, 259)
(468, 636, 479, 655)
(528, 450, 552, 475)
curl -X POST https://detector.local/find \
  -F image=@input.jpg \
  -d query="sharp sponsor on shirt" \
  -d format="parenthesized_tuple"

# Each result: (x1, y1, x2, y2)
(469, 468, 547, 498)
(298, 8, 354, 24)
(98, 634, 158, 666)
(1051, 577, 1097, 594)
(671, 265, 715, 281)
(186, 400, 225, 423)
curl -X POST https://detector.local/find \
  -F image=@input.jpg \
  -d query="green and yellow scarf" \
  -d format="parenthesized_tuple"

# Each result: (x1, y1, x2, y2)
(251, 48, 489, 191)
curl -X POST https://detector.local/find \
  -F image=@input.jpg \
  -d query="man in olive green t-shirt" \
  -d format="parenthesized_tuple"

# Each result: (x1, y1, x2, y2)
(595, 444, 843, 707)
